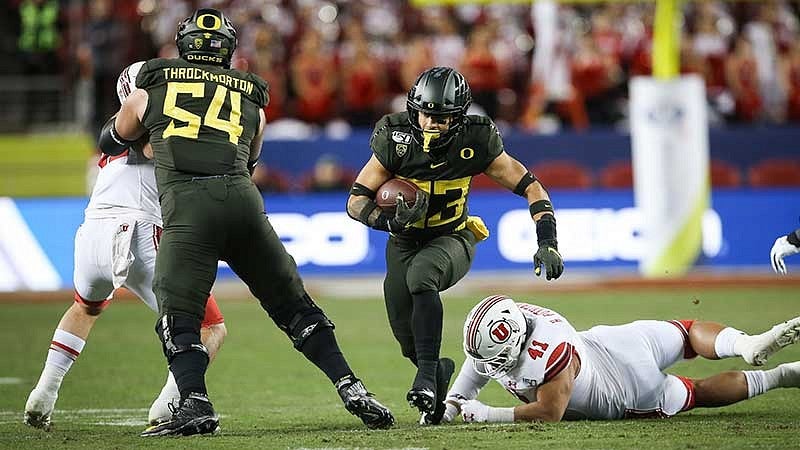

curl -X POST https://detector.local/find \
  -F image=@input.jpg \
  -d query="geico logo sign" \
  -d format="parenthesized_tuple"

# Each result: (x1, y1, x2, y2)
(269, 212, 369, 266)
(497, 208, 722, 262)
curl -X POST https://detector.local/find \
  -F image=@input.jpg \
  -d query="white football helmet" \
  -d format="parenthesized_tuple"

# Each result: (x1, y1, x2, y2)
(116, 61, 145, 104)
(463, 295, 527, 379)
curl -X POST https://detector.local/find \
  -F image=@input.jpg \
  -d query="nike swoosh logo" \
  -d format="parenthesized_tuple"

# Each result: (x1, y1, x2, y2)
(430, 161, 447, 169)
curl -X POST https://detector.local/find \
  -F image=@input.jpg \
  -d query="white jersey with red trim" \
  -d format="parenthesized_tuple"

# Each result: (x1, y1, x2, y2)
(84, 155, 161, 225)
(86, 60, 160, 224)
(494, 303, 583, 404)
(490, 304, 689, 420)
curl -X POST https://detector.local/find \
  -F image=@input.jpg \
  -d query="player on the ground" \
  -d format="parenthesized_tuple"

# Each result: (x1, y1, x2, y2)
(24, 62, 227, 432)
(442, 295, 800, 423)
(346, 67, 564, 424)
(101, 8, 393, 436)
(770, 227, 800, 274)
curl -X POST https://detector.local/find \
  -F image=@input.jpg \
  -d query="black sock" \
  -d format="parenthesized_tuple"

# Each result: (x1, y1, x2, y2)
(413, 359, 438, 390)
(411, 290, 443, 388)
(300, 328, 354, 384)
(170, 351, 209, 399)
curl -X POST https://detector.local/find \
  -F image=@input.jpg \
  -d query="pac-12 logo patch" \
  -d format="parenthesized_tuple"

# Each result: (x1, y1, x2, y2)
(395, 143, 408, 157)
(490, 321, 511, 343)
(391, 131, 412, 144)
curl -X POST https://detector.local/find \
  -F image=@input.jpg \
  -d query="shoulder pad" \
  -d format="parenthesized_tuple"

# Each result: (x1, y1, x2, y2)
(243, 72, 270, 107)
(135, 58, 172, 90)
(465, 115, 494, 126)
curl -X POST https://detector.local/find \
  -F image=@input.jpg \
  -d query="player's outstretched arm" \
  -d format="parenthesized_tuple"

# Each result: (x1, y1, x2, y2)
(511, 359, 576, 422)
(484, 152, 564, 280)
(441, 358, 491, 422)
(460, 357, 577, 424)
(771, 228, 800, 275)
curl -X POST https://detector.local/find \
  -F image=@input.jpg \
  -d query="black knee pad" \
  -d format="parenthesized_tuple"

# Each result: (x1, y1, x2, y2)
(285, 309, 335, 350)
(155, 314, 208, 364)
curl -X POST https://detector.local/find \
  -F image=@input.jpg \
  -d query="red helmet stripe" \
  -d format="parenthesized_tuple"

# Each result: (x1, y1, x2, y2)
(466, 295, 509, 354)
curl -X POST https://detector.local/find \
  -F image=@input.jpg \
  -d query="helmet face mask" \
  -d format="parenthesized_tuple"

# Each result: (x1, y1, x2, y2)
(463, 295, 527, 379)
(175, 8, 238, 68)
(406, 67, 472, 152)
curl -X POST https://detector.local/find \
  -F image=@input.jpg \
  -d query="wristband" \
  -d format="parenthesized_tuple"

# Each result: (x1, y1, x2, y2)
(529, 200, 554, 217)
(535, 214, 557, 246)
(487, 406, 515, 423)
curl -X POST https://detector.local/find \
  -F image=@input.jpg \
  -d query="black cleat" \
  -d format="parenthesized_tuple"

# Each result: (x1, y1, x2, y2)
(140, 393, 219, 437)
(336, 375, 394, 430)
(406, 385, 436, 416)
(421, 357, 456, 425)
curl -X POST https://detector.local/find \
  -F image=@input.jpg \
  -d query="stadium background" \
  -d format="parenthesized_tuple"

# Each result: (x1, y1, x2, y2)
(1, 1, 799, 449)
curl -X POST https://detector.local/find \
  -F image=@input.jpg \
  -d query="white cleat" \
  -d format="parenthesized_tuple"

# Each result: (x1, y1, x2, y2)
(148, 371, 180, 425)
(741, 317, 800, 366)
(148, 395, 179, 426)
(24, 389, 58, 431)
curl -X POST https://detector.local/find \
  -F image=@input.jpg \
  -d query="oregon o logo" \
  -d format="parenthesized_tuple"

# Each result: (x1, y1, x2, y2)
(490, 321, 511, 343)
(460, 148, 475, 160)
(196, 14, 222, 30)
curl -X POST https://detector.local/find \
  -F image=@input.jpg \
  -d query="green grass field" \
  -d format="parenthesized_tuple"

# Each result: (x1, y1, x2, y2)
(2, 287, 799, 449)
(0, 133, 92, 197)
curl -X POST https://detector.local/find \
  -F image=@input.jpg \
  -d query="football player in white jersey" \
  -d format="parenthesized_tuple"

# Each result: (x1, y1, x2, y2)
(24, 62, 227, 431)
(442, 295, 800, 423)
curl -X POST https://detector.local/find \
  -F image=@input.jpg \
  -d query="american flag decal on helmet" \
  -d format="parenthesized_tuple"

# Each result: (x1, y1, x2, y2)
(210, 39, 222, 48)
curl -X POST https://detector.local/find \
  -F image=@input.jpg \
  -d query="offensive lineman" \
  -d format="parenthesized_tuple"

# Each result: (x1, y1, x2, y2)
(346, 67, 564, 425)
(24, 62, 227, 431)
(99, 8, 393, 436)
(443, 295, 800, 423)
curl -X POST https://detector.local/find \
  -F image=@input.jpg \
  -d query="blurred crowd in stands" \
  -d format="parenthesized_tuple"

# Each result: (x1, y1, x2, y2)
(6, 0, 800, 192)
(8, 0, 800, 135)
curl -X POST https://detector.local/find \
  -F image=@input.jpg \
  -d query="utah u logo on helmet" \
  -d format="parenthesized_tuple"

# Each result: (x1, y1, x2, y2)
(463, 295, 527, 379)
(175, 8, 238, 68)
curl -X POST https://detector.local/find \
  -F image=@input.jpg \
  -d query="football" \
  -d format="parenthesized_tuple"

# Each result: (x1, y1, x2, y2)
(376, 178, 419, 213)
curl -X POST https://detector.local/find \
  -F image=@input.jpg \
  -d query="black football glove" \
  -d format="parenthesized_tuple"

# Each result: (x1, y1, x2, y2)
(390, 190, 429, 231)
(534, 239, 564, 281)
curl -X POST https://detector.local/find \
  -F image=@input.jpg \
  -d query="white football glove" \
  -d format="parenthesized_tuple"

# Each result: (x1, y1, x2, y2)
(461, 399, 490, 423)
(771, 236, 800, 275)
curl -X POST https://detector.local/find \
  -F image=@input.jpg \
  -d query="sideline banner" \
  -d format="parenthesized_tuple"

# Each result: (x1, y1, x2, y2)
(1, 190, 796, 291)
(630, 75, 710, 277)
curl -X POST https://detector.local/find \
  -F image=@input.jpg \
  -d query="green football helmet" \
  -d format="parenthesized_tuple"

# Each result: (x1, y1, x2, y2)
(175, 8, 237, 68)
(406, 67, 472, 152)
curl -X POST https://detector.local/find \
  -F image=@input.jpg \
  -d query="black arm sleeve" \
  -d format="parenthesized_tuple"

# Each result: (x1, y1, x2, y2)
(97, 115, 135, 156)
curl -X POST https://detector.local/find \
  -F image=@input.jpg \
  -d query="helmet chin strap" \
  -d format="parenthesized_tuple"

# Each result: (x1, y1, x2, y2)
(422, 129, 441, 152)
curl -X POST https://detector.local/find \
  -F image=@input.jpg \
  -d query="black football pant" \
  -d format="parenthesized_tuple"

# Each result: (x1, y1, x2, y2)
(383, 229, 477, 367)
(154, 175, 306, 320)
